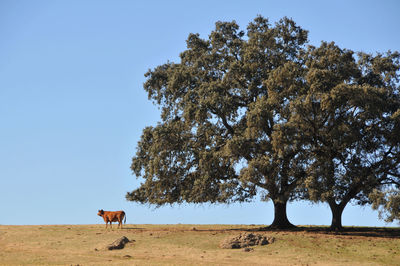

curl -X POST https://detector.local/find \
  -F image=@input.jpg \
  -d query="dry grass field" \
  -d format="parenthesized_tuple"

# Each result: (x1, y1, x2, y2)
(0, 224, 399, 265)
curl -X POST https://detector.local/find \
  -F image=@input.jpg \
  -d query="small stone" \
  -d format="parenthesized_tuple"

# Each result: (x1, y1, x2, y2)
(106, 236, 130, 250)
(243, 247, 254, 252)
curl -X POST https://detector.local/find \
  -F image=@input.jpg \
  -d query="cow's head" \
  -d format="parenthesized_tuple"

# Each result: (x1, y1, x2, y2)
(97, 209, 104, 216)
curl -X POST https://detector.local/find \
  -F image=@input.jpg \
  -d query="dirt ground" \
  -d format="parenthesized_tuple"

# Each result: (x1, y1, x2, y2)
(0, 224, 399, 265)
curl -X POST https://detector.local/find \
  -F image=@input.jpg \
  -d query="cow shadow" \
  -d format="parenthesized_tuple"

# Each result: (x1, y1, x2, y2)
(120, 227, 145, 230)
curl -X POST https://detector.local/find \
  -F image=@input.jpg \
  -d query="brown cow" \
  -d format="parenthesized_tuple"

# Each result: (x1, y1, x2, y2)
(97, 209, 126, 229)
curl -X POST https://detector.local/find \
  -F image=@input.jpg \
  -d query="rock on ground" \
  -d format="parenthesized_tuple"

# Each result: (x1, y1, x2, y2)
(219, 233, 275, 249)
(106, 236, 131, 250)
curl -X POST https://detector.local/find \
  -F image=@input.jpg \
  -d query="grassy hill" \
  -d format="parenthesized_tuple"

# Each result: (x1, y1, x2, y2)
(0, 224, 399, 265)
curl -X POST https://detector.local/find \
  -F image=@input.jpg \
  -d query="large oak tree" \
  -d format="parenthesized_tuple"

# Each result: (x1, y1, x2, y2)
(127, 16, 308, 228)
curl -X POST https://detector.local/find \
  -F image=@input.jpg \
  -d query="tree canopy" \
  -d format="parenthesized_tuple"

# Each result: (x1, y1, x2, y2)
(292, 44, 400, 229)
(127, 16, 400, 229)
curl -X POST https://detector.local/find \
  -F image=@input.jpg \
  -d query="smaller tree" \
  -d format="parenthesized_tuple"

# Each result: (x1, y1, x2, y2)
(293, 43, 400, 230)
(369, 99, 400, 224)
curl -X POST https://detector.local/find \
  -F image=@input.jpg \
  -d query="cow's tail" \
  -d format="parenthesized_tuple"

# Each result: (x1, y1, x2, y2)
(124, 212, 127, 224)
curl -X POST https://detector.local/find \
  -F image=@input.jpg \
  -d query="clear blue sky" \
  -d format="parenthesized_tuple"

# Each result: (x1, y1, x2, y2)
(1, 0, 399, 226)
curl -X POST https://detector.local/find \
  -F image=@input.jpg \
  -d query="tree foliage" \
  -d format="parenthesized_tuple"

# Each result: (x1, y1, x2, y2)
(292, 45, 400, 229)
(128, 16, 309, 228)
(370, 188, 400, 223)
(127, 16, 400, 229)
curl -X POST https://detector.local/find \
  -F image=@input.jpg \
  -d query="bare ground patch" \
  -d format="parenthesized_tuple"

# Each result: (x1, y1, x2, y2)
(0, 224, 399, 265)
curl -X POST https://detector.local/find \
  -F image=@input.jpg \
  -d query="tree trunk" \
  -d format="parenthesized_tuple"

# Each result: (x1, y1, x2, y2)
(269, 199, 296, 229)
(328, 201, 346, 231)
